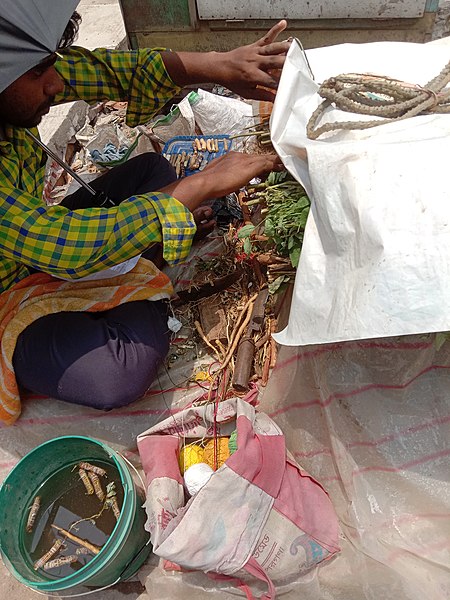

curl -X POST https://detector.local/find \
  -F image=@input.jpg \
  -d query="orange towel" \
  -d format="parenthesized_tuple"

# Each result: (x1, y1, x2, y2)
(0, 258, 172, 425)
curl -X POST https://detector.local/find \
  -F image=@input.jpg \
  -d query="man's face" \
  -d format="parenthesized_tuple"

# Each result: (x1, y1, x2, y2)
(0, 55, 64, 128)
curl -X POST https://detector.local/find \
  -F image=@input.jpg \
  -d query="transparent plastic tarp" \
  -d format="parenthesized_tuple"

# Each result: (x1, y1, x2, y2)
(258, 336, 450, 600)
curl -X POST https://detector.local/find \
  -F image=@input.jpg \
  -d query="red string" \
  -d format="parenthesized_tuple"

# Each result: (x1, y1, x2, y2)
(212, 368, 228, 470)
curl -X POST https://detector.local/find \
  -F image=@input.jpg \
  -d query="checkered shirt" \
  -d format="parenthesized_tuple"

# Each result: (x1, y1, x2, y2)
(0, 47, 195, 292)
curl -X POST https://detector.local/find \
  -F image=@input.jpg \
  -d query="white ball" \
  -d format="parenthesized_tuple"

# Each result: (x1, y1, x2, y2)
(183, 462, 214, 496)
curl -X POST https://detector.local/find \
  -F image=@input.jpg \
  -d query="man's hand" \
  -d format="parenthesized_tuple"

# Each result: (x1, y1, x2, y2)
(161, 21, 290, 102)
(159, 152, 284, 212)
(213, 21, 290, 102)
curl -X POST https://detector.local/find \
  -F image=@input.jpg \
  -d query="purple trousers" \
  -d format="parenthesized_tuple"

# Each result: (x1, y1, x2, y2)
(13, 153, 177, 410)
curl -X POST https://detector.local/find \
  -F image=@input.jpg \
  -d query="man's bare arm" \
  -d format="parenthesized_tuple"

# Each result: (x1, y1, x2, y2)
(161, 20, 289, 102)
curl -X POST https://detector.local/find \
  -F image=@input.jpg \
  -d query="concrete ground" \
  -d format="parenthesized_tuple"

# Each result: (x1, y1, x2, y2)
(38, 0, 127, 150)
(76, 0, 127, 50)
(432, 0, 450, 39)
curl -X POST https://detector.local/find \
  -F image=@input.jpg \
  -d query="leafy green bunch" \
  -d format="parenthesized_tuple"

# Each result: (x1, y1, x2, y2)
(238, 171, 310, 268)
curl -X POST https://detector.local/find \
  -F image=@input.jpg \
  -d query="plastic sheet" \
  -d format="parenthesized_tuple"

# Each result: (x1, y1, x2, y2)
(1, 269, 449, 598)
(135, 335, 450, 600)
(258, 336, 450, 600)
(271, 37, 450, 345)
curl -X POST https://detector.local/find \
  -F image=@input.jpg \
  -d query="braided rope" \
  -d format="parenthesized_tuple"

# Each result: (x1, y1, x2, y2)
(306, 60, 450, 140)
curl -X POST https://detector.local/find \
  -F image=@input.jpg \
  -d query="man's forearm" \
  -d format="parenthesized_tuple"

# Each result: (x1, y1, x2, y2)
(157, 152, 283, 214)
(158, 170, 216, 212)
(161, 50, 222, 87)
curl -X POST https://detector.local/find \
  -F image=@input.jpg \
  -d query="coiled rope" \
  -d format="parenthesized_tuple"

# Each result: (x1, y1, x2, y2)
(306, 59, 450, 140)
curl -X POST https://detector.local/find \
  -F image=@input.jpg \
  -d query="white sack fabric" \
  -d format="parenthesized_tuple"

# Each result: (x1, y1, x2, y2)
(271, 39, 450, 346)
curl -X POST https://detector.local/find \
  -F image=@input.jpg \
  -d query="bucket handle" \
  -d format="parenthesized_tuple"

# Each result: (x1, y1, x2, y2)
(116, 451, 147, 492)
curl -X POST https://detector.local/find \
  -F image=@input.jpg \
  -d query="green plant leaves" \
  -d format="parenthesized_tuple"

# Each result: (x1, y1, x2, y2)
(241, 172, 310, 270)
(237, 224, 256, 239)
(268, 275, 291, 294)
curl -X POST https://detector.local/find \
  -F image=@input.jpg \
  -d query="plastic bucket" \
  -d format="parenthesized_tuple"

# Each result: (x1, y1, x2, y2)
(0, 436, 152, 594)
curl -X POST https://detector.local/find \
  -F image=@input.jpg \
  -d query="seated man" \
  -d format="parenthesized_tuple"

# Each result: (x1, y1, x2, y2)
(0, 7, 287, 423)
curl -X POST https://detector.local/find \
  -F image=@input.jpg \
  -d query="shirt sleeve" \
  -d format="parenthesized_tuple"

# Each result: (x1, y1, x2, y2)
(54, 47, 182, 127)
(0, 188, 196, 280)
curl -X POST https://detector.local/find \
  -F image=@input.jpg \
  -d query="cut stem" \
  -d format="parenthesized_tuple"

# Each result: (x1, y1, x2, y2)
(51, 525, 101, 555)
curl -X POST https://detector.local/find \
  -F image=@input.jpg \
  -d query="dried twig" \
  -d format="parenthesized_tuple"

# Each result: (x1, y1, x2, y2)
(255, 332, 270, 350)
(227, 293, 258, 344)
(216, 339, 227, 358)
(88, 471, 105, 501)
(194, 320, 222, 361)
(44, 555, 78, 570)
(261, 342, 272, 387)
(26, 496, 41, 533)
(51, 525, 101, 555)
(220, 297, 256, 372)
(34, 539, 64, 570)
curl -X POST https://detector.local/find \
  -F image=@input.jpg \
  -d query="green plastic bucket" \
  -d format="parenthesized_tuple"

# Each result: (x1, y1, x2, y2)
(0, 436, 152, 594)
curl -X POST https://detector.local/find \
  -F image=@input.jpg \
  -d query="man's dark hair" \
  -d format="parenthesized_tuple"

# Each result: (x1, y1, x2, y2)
(58, 11, 82, 50)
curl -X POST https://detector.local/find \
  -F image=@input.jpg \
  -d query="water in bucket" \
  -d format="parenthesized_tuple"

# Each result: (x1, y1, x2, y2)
(0, 436, 152, 594)
(23, 461, 123, 579)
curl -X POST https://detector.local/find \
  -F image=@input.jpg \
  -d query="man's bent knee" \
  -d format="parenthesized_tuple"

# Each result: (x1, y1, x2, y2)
(57, 356, 162, 410)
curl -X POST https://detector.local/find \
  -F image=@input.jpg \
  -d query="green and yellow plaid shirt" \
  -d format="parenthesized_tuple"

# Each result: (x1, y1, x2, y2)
(0, 47, 196, 293)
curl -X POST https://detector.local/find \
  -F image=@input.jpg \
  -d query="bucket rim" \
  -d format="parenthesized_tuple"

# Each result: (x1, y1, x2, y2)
(0, 435, 139, 592)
